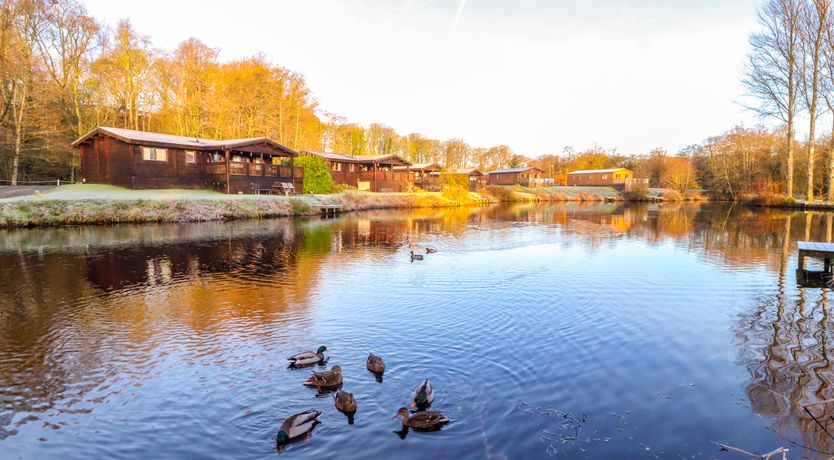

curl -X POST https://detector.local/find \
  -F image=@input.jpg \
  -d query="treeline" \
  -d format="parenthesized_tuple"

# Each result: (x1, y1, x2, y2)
(0, 0, 538, 184)
(0, 0, 828, 200)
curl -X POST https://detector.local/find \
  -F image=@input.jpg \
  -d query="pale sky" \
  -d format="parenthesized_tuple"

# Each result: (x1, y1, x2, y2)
(83, 0, 762, 156)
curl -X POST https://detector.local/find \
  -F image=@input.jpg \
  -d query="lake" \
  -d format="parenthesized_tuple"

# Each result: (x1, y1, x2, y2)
(1, 203, 833, 459)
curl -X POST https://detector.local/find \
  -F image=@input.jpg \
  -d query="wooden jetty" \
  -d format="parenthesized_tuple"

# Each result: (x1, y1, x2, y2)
(315, 204, 341, 217)
(797, 241, 834, 272)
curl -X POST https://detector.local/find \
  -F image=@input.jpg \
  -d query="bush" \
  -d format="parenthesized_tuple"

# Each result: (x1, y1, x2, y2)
(661, 190, 683, 202)
(289, 199, 311, 215)
(295, 153, 335, 194)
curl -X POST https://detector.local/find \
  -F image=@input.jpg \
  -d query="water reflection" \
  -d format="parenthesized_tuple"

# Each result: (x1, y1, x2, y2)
(3, 203, 834, 458)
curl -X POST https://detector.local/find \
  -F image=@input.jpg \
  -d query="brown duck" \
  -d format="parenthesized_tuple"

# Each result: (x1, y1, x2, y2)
(303, 365, 342, 390)
(333, 389, 357, 413)
(366, 353, 385, 374)
(394, 407, 450, 431)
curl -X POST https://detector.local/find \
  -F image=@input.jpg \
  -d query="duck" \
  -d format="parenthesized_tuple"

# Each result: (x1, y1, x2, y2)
(367, 353, 386, 374)
(303, 365, 343, 390)
(333, 389, 357, 413)
(410, 251, 424, 261)
(411, 379, 434, 410)
(425, 247, 437, 254)
(276, 409, 321, 451)
(287, 346, 327, 367)
(394, 407, 449, 431)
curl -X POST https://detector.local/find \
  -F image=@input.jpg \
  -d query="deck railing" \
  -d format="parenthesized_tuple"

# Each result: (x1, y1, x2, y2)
(206, 162, 304, 179)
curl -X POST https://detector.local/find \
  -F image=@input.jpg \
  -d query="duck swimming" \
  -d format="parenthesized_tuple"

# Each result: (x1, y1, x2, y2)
(334, 389, 357, 413)
(303, 365, 343, 391)
(411, 379, 434, 410)
(287, 346, 327, 367)
(366, 353, 385, 374)
(394, 407, 449, 431)
(410, 251, 424, 261)
(276, 409, 321, 451)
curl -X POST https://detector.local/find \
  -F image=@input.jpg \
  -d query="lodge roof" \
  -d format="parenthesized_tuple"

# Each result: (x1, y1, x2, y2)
(567, 168, 632, 175)
(72, 126, 299, 156)
(393, 162, 440, 171)
(488, 166, 543, 174)
(448, 168, 485, 176)
(304, 150, 412, 166)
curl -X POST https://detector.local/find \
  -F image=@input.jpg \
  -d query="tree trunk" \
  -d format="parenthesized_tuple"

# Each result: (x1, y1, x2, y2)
(829, 115, 834, 201)
(808, 127, 816, 200)
(10, 84, 26, 186)
(787, 117, 795, 197)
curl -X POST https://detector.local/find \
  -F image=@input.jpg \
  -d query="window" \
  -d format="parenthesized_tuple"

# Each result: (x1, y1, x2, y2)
(332, 162, 342, 172)
(349, 164, 355, 172)
(142, 146, 168, 162)
(185, 150, 196, 164)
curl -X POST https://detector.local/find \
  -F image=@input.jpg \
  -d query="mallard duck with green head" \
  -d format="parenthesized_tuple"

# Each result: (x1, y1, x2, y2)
(287, 346, 327, 368)
(276, 409, 321, 451)
(411, 379, 434, 410)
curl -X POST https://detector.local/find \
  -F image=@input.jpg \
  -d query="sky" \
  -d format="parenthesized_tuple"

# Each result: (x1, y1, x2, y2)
(82, 0, 762, 156)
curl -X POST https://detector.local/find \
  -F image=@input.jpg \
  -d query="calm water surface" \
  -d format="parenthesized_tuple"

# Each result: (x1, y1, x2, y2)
(1, 203, 833, 459)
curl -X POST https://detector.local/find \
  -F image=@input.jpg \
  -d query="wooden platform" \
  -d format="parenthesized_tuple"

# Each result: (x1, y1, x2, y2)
(797, 241, 834, 271)
(314, 204, 341, 217)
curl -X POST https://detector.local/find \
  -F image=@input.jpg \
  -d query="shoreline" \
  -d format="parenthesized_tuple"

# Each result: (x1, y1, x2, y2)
(0, 184, 707, 228)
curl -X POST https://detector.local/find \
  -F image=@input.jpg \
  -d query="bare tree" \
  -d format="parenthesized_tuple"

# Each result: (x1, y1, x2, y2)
(745, 0, 803, 197)
(799, 0, 831, 200)
(823, 6, 834, 200)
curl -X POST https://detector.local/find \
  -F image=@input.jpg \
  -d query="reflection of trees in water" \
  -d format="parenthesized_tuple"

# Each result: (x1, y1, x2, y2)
(734, 212, 834, 456)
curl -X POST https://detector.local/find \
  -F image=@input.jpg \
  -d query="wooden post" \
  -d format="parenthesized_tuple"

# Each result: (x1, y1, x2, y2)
(290, 157, 295, 189)
(260, 153, 265, 176)
(373, 161, 378, 192)
(225, 148, 231, 194)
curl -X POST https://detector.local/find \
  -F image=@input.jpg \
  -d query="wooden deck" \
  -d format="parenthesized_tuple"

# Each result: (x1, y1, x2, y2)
(797, 241, 834, 271)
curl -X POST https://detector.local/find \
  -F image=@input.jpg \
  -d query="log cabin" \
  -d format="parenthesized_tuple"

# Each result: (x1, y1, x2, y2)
(394, 162, 441, 191)
(304, 150, 412, 192)
(73, 126, 303, 194)
(487, 166, 546, 186)
(444, 168, 487, 191)
(567, 168, 641, 190)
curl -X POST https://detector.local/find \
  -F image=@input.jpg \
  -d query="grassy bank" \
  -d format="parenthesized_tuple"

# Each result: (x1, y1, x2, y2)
(0, 184, 701, 228)
(478, 185, 620, 202)
(0, 184, 487, 227)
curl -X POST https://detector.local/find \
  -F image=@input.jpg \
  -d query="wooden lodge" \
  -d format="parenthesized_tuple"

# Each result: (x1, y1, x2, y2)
(394, 162, 441, 191)
(73, 127, 303, 194)
(567, 168, 642, 190)
(445, 168, 487, 191)
(487, 166, 548, 187)
(305, 150, 412, 192)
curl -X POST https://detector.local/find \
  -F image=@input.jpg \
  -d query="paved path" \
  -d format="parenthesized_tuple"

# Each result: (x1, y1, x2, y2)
(0, 186, 56, 199)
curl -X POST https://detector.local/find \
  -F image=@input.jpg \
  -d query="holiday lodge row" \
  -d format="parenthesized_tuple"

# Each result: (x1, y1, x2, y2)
(73, 127, 641, 194)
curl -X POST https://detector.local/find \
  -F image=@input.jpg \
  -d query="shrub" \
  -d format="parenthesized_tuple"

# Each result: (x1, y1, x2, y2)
(289, 199, 311, 215)
(661, 190, 683, 202)
(295, 153, 335, 194)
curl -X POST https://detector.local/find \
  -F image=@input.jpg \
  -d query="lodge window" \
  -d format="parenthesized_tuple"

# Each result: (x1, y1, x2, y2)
(185, 150, 196, 164)
(601, 175, 607, 180)
(332, 162, 342, 172)
(349, 164, 355, 172)
(142, 146, 168, 161)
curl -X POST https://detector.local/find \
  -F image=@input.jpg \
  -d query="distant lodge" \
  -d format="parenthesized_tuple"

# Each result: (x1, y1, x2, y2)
(73, 127, 645, 194)
(303, 150, 412, 192)
(73, 126, 303, 194)
(567, 168, 647, 190)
